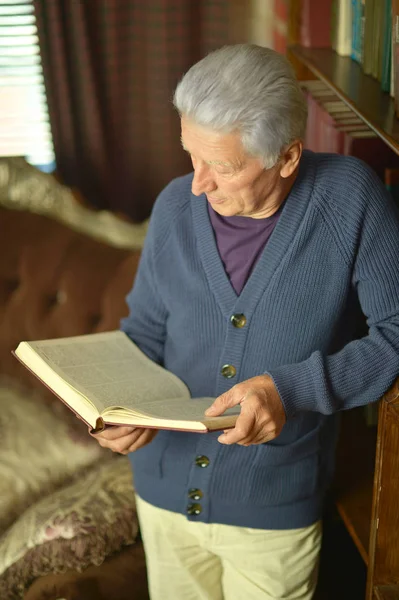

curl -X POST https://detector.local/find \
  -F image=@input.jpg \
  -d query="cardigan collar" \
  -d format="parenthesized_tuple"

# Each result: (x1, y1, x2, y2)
(191, 150, 317, 317)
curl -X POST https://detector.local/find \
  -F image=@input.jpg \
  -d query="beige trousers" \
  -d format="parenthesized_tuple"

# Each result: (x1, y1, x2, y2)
(136, 495, 322, 600)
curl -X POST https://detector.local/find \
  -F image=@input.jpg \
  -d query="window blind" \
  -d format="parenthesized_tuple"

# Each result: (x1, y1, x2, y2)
(0, 0, 55, 168)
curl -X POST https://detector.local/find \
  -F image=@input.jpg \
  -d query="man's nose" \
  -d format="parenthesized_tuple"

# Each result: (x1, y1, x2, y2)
(191, 162, 217, 196)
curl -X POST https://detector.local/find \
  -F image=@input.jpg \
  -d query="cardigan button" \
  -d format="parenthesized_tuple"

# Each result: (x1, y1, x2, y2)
(188, 488, 203, 501)
(230, 313, 246, 328)
(195, 455, 210, 468)
(221, 364, 237, 378)
(186, 503, 202, 516)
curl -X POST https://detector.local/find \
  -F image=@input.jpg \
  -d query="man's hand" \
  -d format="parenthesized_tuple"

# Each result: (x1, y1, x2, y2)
(205, 375, 286, 446)
(90, 426, 157, 454)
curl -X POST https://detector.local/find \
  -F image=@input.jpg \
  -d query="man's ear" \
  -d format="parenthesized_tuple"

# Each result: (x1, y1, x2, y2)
(280, 140, 303, 179)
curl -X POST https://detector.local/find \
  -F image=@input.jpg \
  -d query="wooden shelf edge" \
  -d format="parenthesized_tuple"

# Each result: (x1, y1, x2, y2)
(387, 401, 399, 425)
(383, 379, 399, 424)
(336, 501, 369, 565)
(289, 45, 399, 157)
(374, 585, 399, 600)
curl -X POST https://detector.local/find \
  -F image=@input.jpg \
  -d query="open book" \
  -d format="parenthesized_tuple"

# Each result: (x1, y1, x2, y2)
(13, 331, 239, 433)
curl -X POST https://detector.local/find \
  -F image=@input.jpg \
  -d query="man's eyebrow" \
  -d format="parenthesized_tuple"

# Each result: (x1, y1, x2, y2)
(208, 159, 236, 168)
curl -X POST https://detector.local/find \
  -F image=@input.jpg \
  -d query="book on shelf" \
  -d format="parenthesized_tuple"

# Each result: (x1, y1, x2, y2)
(351, 0, 364, 63)
(303, 81, 369, 154)
(372, 0, 384, 80)
(331, 0, 353, 56)
(273, 0, 289, 55)
(302, 80, 399, 176)
(292, 0, 392, 94)
(342, 130, 396, 179)
(335, 122, 374, 131)
(288, 0, 301, 46)
(393, 0, 399, 112)
(360, 0, 392, 82)
(362, 0, 375, 76)
(13, 331, 239, 433)
(380, 0, 392, 91)
(300, 0, 333, 48)
(334, 116, 368, 125)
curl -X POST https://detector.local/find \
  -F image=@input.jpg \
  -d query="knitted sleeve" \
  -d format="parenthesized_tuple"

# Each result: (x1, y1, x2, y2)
(119, 241, 166, 365)
(119, 178, 184, 365)
(267, 161, 399, 417)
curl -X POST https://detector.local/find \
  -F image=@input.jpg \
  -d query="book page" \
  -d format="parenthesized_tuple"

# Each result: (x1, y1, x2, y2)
(105, 397, 241, 421)
(25, 331, 190, 412)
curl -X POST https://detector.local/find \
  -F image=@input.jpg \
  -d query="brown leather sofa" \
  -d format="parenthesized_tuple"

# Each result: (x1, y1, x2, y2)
(0, 161, 150, 599)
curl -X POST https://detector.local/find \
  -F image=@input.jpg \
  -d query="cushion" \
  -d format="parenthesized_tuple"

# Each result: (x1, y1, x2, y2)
(0, 456, 138, 600)
(0, 377, 106, 536)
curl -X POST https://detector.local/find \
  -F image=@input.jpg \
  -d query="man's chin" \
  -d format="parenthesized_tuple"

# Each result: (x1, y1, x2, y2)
(207, 198, 238, 217)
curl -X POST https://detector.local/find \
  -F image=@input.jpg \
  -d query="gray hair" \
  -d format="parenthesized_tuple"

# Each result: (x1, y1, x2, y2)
(173, 44, 307, 169)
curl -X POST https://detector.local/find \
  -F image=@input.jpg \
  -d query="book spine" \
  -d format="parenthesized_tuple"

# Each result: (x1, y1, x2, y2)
(360, 0, 366, 64)
(300, 0, 333, 48)
(345, 134, 399, 179)
(393, 0, 399, 113)
(336, 0, 353, 56)
(381, 0, 392, 92)
(352, 0, 364, 62)
(273, 0, 288, 54)
(331, 0, 338, 50)
(91, 417, 106, 434)
(288, 0, 302, 45)
(372, 0, 383, 80)
(362, 0, 374, 75)
(352, 1, 357, 60)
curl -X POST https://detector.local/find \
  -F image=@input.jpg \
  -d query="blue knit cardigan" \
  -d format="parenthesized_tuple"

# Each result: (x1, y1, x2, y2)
(121, 150, 399, 529)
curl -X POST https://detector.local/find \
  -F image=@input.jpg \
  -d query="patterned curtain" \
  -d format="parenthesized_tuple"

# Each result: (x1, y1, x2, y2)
(33, 0, 229, 221)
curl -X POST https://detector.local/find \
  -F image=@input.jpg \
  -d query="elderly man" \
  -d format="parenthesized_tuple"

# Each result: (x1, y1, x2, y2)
(92, 45, 399, 599)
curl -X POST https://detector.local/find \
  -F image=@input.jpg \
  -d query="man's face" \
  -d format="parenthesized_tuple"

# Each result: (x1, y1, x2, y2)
(180, 116, 284, 219)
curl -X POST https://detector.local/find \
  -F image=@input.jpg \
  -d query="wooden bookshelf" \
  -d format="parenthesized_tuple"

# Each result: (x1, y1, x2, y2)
(286, 5, 399, 596)
(367, 392, 399, 600)
(289, 45, 399, 156)
(330, 384, 399, 600)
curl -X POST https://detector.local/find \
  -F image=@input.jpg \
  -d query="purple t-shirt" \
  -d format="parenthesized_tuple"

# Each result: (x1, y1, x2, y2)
(208, 204, 283, 295)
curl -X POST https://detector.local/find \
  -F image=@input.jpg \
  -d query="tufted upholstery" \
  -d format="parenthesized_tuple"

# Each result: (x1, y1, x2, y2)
(0, 205, 149, 599)
(0, 207, 141, 390)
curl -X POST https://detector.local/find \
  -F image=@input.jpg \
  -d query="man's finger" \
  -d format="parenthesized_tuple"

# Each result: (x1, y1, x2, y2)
(125, 429, 157, 453)
(205, 388, 244, 417)
(217, 411, 256, 444)
(96, 429, 144, 452)
(90, 425, 137, 441)
(126, 436, 147, 453)
(238, 428, 276, 446)
(235, 411, 275, 445)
